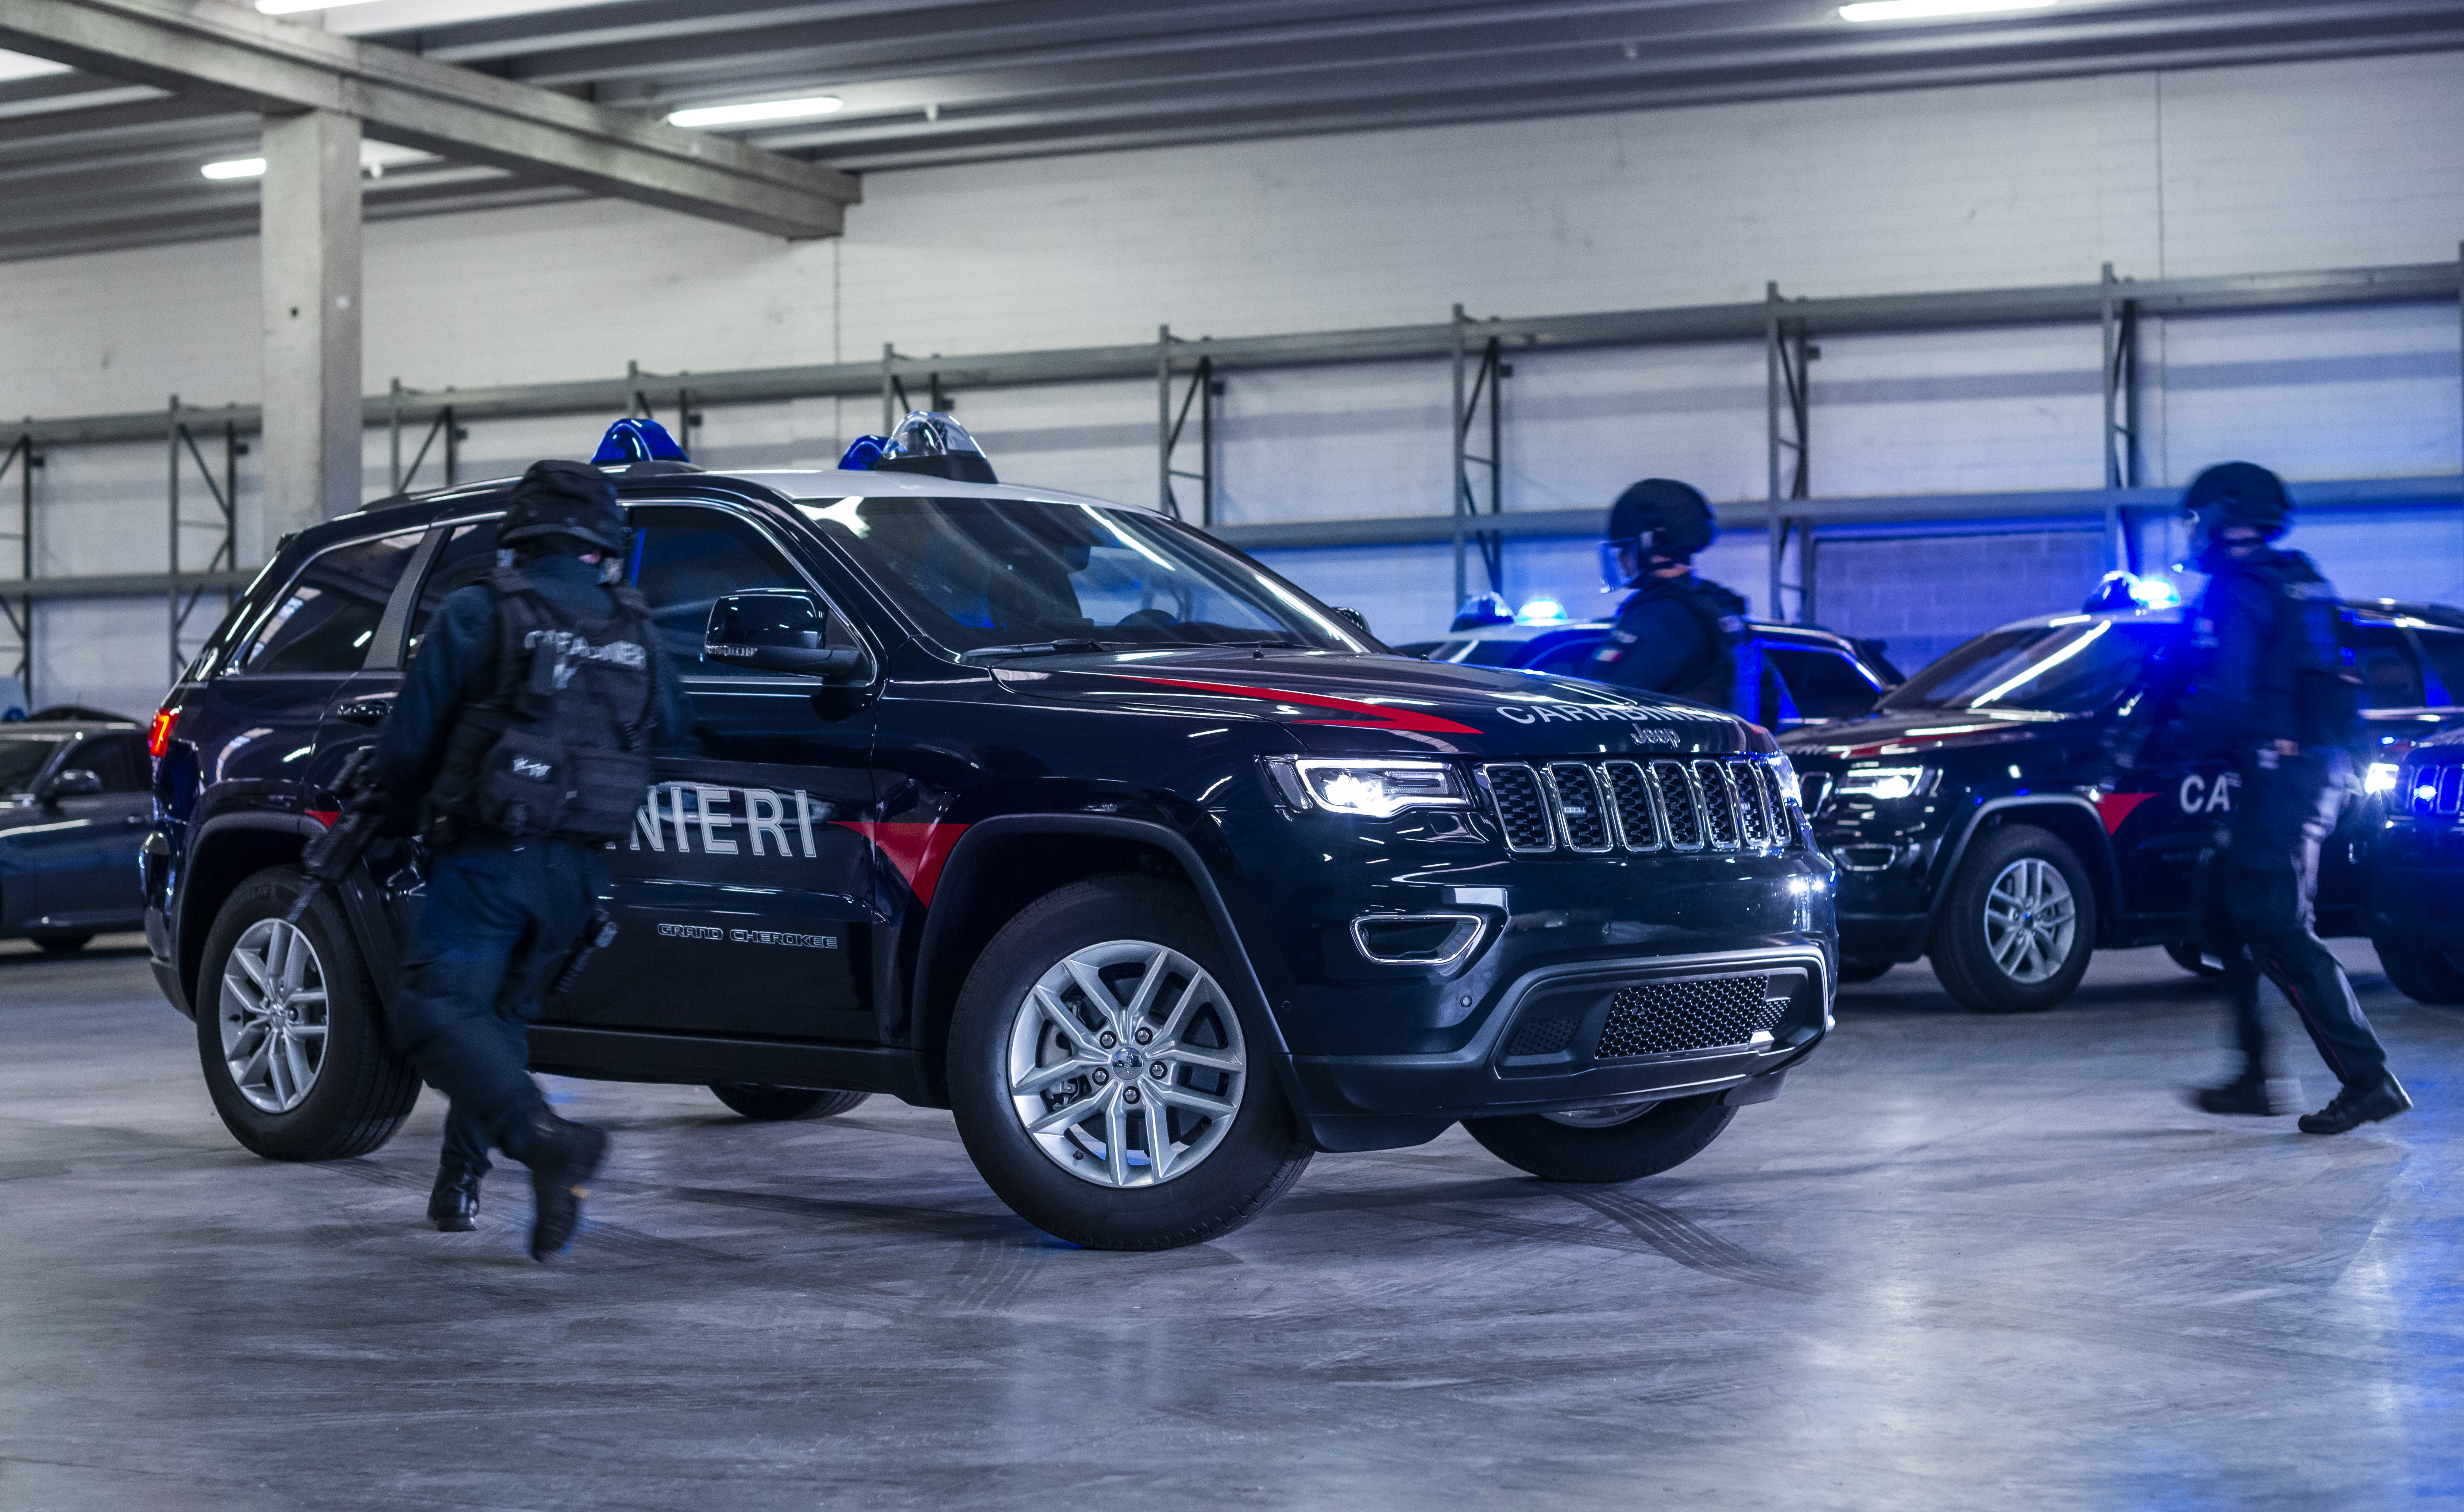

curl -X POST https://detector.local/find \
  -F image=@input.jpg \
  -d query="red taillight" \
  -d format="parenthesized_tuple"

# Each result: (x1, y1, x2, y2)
(147, 706, 178, 760)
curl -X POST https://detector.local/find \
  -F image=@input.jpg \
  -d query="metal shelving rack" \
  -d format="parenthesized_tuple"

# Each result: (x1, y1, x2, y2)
(0, 250, 2457, 699)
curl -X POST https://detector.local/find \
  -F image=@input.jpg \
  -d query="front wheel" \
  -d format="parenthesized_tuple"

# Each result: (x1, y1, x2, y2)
(1929, 824, 2096, 1013)
(947, 876, 1312, 1250)
(1465, 1094, 1736, 1182)
(2374, 936, 2464, 1005)
(195, 868, 419, 1161)
(708, 1084, 870, 1121)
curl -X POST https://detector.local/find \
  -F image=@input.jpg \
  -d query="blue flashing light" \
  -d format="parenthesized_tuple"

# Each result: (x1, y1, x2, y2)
(839, 435, 888, 470)
(593, 417, 689, 465)
(2083, 570, 2182, 614)
(1515, 595, 1570, 626)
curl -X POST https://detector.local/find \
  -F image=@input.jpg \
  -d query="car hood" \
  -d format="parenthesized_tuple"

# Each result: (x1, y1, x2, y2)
(988, 649, 1761, 757)
(1776, 706, 2091, 763)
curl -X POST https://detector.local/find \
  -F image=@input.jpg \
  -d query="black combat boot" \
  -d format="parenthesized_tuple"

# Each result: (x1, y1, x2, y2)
(2297, 1071, 2411, 1135)
(516, 1109, 610, 1261)
(428, 1163, 483, 1232)
(2187, 1071, 2296, 1116)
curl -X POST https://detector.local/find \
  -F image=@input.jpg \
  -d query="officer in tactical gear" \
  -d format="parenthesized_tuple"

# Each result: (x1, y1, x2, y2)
(1587, 479, 1748, 712)
(2158, 462, 2409, 1134)
(372, 459, 690, 1257)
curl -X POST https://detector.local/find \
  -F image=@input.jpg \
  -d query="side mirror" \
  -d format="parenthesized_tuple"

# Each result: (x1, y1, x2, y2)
(45, 768, 102, 800)
(704, 591, 869, 679)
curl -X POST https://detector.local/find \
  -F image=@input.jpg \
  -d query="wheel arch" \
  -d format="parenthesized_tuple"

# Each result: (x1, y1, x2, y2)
(175, 814, 397, 1016)
(910, 815, 1289, 1107)
(1923, 795, 2120, 946)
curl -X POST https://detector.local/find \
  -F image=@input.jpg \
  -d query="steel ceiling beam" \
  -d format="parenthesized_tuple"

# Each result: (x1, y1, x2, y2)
(0, 0, 860, 238)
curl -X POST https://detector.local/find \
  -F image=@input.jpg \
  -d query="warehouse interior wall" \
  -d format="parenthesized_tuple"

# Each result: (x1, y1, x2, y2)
(1, 47, 2460, 718)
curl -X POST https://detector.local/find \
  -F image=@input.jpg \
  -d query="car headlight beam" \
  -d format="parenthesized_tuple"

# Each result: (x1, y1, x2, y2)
(1835, 764, 1931, 802)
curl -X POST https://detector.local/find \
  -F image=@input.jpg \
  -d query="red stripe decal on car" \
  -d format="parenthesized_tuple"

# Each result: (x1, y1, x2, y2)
(837, 821, 967, 905)
(1114, 675, 1481, 734)
(2096, 792, 2155, 835)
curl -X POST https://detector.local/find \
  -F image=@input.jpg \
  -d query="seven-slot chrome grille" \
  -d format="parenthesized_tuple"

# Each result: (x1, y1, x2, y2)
(2405, 760, 2464, 819)
(1478, 756, 1799, 856)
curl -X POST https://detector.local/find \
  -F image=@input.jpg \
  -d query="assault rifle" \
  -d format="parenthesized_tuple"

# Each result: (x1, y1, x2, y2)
(286, 750, 386, 925)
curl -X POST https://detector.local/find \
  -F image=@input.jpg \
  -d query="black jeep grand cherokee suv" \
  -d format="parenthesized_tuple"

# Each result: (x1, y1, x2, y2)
(143, 443, 1834, 1248)
(1781, 598, 2464, 1014)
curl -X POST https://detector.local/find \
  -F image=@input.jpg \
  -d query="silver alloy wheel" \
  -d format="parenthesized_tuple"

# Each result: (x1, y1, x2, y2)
(218, 918, 331, 1114)
(1982, 857, 2077, 984)
(1004, 938, 1246, 1188)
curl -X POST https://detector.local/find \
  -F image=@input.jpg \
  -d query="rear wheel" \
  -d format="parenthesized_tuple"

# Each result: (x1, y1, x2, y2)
(2373, 937, 2464, 1005)
(948, 876, 1312, 1250)
(1465, 1094, 1736, 1183)
(708, 1084, 870, 1121)
(1929, 824, 2096, 1013)
(195, 868, 418, 1161)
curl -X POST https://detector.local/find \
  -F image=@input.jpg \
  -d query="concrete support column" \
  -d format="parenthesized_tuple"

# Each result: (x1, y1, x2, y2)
(256, 109, 361, 559)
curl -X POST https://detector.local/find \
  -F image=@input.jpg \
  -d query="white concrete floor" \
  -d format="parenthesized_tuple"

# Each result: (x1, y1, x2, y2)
(2, 935, 2458, 1509)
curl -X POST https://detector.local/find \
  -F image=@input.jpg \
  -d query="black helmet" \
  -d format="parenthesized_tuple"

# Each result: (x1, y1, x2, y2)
(1600, 478, 1714, 589)
(2183, 462, 2290, 539)
(503, 460, 627, 554)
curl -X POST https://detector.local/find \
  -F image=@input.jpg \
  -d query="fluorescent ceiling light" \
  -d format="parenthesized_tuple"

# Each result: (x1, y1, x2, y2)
(1839, 0, 2056, 20)
(201, 157, 267, 180)
(667, 96, 843, 130)
(256, 0, 384, 13)
(0, 49, 73, 82)
(201, 142, 440, 181)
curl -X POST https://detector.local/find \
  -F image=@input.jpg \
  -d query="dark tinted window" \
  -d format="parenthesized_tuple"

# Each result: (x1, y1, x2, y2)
(233, 532, 424, 675)
(2415, 628, 2464, 707)
(405, 520, 501, 662)
(1766, 645, 1882, 720)
(0, 734, 66, 794)
(68, 732, 146, 792)
(1882, 620, 2164, 714)
(1526, 633, 1608, 677)
(2351, 621, 2423, 710)
(627, 508, 814, 673)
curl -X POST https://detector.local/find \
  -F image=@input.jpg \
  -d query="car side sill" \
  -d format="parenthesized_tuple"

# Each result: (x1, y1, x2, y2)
(526, 1025, 938, 1107)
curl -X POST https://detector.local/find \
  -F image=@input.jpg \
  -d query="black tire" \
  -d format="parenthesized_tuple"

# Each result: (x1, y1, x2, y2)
(194, 868, 419, 1161)
(2373, 936, 2464, 1005)
(32, 934, 93, 955)
(1465, 1094, 1736, 1183)
(708, 1084, 871, 1121)
(1837, 957, 1893, 984)
(2165, 940, 2228, 978)
(1928, 824, 2097, 1013)
(947, 876, 1312, 1250)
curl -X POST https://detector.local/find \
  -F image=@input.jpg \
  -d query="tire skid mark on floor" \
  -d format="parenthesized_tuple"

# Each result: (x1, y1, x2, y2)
(1557, 1189, 1819, 1295)
(661, 1183, 1027, 1242)
(942, 1235, 1043, 1314)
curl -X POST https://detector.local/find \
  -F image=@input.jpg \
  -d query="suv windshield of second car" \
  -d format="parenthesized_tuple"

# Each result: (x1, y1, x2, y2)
(1881, 620, 2170, 714)
(0, 734, 67, 794)
(796, 495, 1370, 655)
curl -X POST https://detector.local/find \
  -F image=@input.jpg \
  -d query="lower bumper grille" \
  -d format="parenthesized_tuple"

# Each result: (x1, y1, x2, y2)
(1594, 974, 1790, 1058)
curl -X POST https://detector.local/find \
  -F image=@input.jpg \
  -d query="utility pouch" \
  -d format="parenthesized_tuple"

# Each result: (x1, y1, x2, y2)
(559, 745, 653, 842)
(473, 726, 571, 838)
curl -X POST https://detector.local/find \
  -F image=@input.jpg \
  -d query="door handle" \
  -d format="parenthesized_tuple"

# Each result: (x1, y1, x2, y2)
(336, 699, 391, 726)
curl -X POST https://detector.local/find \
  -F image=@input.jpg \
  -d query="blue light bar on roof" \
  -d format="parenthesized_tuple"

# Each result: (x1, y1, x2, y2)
(594, 417, 690, 465)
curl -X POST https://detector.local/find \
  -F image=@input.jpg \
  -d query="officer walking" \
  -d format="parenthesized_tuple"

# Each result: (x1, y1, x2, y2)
(1587, 478, 1749, 711)
(2159, 462, 2410, 1134)
(372, 460, 689, 1258)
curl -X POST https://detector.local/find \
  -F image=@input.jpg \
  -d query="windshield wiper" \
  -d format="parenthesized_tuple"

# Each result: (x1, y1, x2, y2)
(962, 639, 1115, 660)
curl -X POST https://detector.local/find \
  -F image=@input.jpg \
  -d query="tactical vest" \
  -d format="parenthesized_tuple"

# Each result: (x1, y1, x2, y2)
(2260, 551, 2364, 755)
(1654, 576, 1749, 711)
(429, 568, 659, 844)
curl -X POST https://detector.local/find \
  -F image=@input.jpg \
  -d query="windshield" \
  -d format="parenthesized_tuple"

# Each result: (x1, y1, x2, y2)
(795, 495, 1370, 655)
(1881, 619, 2170, 714)
(0, 734, 67, 793)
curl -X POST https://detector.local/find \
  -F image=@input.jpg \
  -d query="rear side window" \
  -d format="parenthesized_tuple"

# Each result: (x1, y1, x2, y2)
(404, 520, 502, 662)
(2350, 621, 2423, 709)
(231, 531, 424, 676)
(2413, 628, 2464, 707)
(1765, 646, 1882, 720)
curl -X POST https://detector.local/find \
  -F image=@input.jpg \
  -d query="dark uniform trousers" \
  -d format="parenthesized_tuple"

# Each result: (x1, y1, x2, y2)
(2197, 752, 2388, 1083)
(388, 832, 603, 1172)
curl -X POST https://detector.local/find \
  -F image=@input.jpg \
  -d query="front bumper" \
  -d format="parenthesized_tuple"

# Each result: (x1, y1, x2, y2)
(1286, 946, 1830, 1151)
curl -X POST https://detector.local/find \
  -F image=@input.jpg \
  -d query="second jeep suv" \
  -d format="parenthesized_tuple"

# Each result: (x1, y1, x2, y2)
(1781, 598, 2464, 1012)
(144, 425, 1835, 1249)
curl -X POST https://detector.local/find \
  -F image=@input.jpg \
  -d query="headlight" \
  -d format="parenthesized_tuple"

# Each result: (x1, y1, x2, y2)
(1263, 757, 1469, 817)
(1835, 765, 1930, 802)
(2365, 762, 2400, 796)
